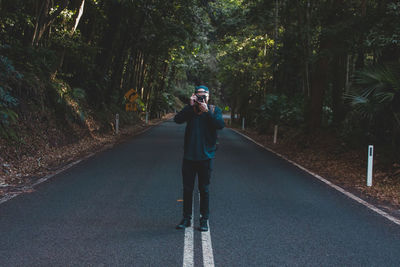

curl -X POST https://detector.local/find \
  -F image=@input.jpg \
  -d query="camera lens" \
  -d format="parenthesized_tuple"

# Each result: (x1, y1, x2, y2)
(196, 95, 205, 102)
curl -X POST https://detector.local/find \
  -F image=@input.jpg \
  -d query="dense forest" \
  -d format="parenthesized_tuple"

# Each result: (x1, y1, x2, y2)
(1, 0, 400, 161)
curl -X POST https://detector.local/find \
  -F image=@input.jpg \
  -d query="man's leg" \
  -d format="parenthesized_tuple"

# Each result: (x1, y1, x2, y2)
(177, 159, 197, 229)
(198, 159, 212, 221)
(182, 159, 196, 219)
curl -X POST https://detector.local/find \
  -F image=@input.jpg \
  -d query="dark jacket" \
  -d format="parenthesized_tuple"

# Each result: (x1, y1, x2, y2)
(174, 105, 224, 161)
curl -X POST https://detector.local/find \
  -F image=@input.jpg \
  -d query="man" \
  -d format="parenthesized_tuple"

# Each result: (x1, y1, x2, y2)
(174, 85, 224, 231)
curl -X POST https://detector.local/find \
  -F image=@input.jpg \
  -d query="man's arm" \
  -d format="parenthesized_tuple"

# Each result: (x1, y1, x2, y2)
(174, 105, 195, 124)
(207, 106, 225, 129)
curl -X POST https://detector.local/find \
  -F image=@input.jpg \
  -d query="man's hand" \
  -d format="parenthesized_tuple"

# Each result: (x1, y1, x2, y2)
(198, 101, 209, 113)
(190, 94, 196, 106)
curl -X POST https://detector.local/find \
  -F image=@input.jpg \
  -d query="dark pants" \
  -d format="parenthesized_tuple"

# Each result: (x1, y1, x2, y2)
(182, 159, 212, 219)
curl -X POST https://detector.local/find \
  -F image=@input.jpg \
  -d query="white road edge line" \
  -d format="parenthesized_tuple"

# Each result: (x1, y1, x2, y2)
(200, 193, 215, 267)
(183, 197, 194, 267)
(230, 128, 400, 226)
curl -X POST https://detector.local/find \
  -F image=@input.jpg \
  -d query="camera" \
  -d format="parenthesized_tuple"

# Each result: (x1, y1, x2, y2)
(196, 94, 207, 103)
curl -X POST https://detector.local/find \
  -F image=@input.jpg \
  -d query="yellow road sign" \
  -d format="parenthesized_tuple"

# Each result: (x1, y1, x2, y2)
(126, 103, 135, 111)
(124, 89, 138, 103)
(125, 103, 138, 112)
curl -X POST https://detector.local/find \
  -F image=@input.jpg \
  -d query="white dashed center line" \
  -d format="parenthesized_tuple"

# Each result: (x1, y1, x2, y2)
(183, 200, 194, 267)
(183, 193, 215, 267)
(201, 222, 215, 267)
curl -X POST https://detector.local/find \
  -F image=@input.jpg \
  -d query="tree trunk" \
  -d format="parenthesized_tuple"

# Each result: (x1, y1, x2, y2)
(330, 0, 347, 126)
(96, 1, 123, 82)
(130, 50, 140, 90)
(52, 0, 85, 78)
(143, 58, 156, 111)
(139, 60, 147, 99)
(159, 62, 169, 93)
(122, 49, 135, 91)
(32, 0, 69, 46)
(331, 53, 346, 126)
(308, 36, 330, 131)
(72, 0, 85, 35)
(355, 0, 367, 70)
(272, 0, 279, 92)
(304, 0, 311, 97)
(136, 52, 147, 96)
(230, 105, 236, 125)
(107, 33, 130, 104)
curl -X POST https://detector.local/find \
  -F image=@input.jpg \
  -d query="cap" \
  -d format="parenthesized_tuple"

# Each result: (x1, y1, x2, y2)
(195, 85, 209, 93)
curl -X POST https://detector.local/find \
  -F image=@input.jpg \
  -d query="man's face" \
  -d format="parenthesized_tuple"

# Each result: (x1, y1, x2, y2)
(195, 89, 209, 103)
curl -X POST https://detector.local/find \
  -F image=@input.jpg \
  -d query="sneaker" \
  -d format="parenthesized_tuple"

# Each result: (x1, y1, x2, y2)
(199, 218, 208, 232)
(176, 218, 191, 229)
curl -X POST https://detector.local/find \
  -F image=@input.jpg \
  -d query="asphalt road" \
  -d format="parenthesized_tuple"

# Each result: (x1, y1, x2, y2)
(1, 119, 400, 266)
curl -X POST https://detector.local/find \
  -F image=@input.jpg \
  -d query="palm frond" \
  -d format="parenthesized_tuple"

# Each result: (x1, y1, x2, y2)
(354, 64, 399, 96)
(375, 91, 394, 104)
(346, 64, 400, 124)
(350, 95, 368, 105)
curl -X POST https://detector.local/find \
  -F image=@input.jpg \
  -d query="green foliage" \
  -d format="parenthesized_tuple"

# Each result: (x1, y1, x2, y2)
(0, 55, 24, 86)
(0, 55, 22, 79)
(0, 54, 21, 139)
(162, 92, 175, 108)
(346, 64, 400, 128)
(172, 82, 195, 103)
(344, 64, 400, 156)
(256, 94, 304, 133)
(135, 98, 146, 112)
(149, 91, 178, 117)
(0, 87, 18, 139)
(0, 0, 210, 130)
(340, 111, 370, 148)
(51, 79, 88, 124)
(70, 88, 86, 101)
(2, 0, 400, 160)
(366, 3, 400, 54)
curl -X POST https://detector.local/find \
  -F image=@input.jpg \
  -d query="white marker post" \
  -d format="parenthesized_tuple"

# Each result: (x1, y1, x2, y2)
(115, 114, 119, 134)
(145, 112, 149, 124)
(242, 117, 245, 130)
(367, 145, 374, 187)
(273, 125, 278, 144)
